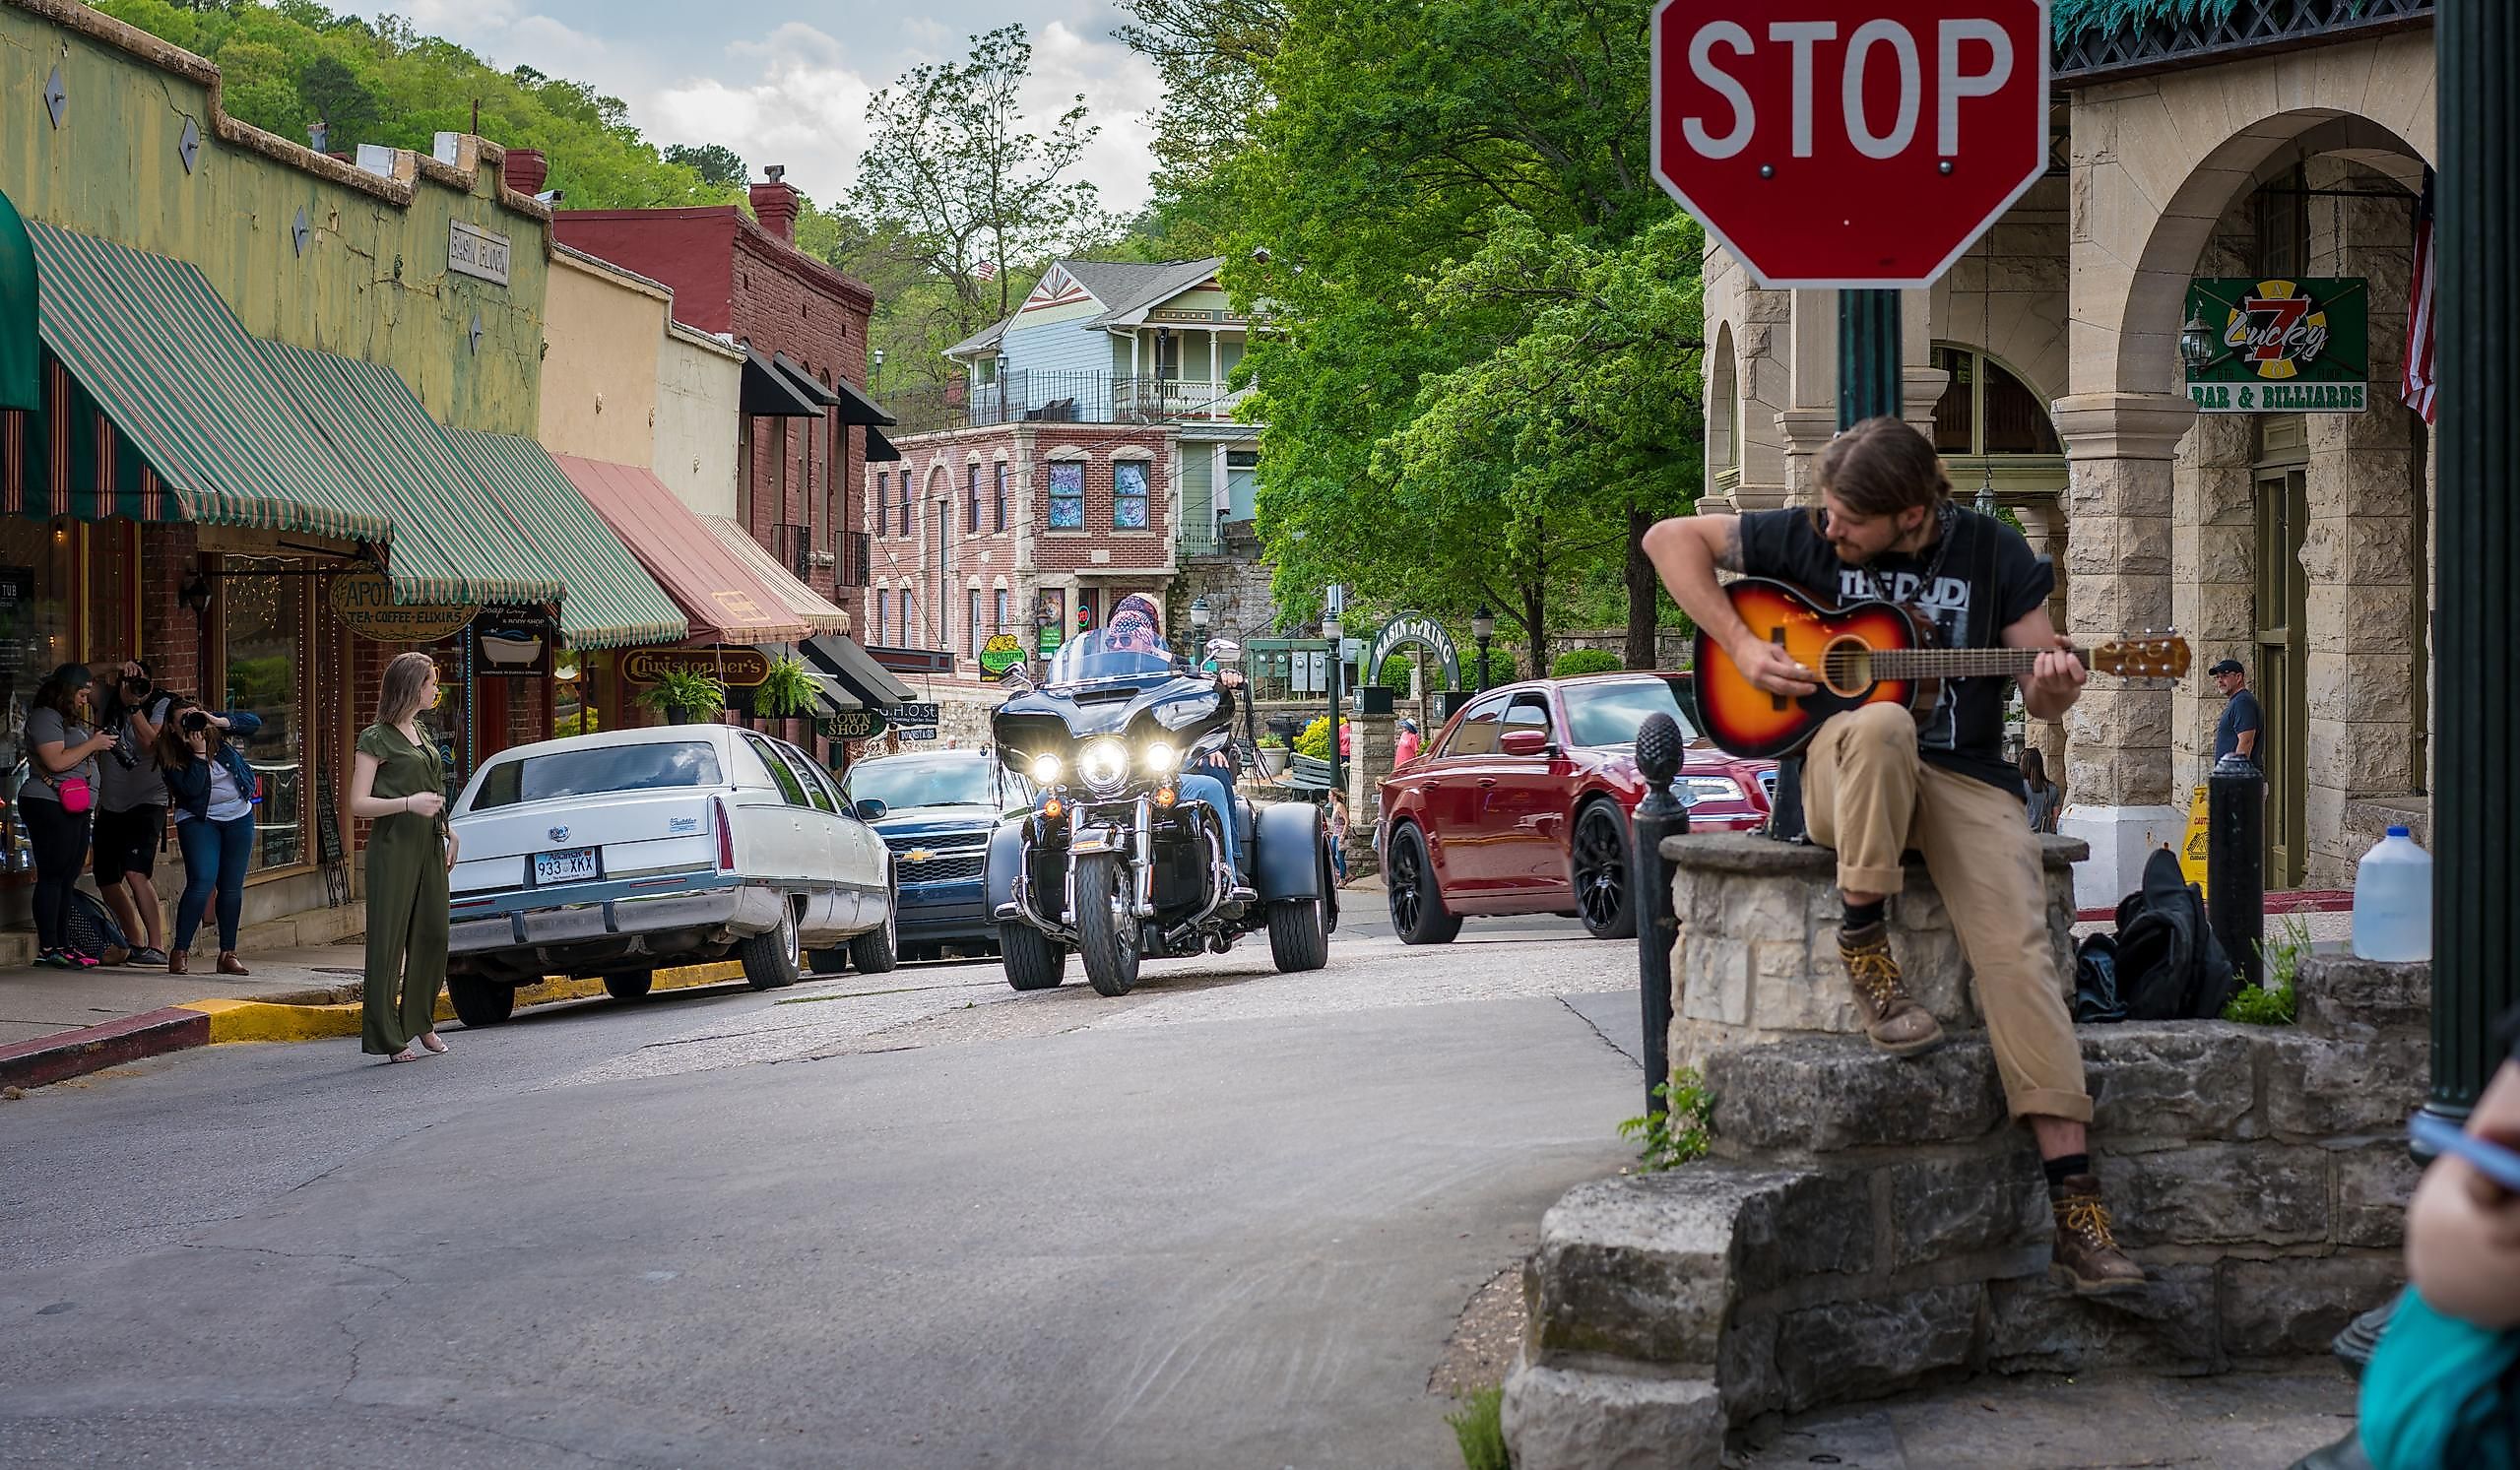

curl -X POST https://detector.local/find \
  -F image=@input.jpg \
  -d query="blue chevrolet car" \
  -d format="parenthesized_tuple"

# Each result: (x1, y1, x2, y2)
(838, 750, 1032, 962)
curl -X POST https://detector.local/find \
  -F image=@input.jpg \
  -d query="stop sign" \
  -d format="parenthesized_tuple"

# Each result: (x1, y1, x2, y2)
(1651, 1, 2050, 288)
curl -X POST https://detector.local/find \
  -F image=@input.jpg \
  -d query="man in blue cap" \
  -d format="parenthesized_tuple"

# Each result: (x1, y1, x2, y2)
(2210, 658, 2261, 765)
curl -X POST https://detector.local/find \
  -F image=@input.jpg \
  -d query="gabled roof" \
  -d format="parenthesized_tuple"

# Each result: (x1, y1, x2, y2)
(941, 257, 1231, 360)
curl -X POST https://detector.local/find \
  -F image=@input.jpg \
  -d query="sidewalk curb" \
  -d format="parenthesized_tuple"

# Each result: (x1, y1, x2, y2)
(2, 961, 754, 1090)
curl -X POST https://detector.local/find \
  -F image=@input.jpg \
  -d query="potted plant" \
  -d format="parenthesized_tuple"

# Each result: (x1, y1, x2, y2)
(1255, 734, 1289, 777)
(636, 669, 726, 726)
(753, 656, 817, 719)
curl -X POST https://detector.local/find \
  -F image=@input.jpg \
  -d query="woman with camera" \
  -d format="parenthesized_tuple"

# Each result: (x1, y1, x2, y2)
(348, 652, 453, 1062)
(158, 697, 264, 977)
(24, 664, 118, 969)
(95, 659, 175, 967)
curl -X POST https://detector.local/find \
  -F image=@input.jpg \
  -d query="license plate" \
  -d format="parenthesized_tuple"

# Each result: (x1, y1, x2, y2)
(533, 847, 601, 885)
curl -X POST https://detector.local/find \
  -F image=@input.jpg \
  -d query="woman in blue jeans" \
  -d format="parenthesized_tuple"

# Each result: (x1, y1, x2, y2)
(157, 701, 262, 977)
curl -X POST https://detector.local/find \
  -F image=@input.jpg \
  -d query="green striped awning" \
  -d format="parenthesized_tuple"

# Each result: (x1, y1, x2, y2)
(443, 427, 687, 651)
(254, 339, 562, 609)
(22, 222, 390, 543)
(0, 192, 34, 413)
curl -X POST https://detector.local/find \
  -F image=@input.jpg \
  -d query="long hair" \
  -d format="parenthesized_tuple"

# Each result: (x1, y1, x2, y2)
(155, 697, 223, 769)
(376, 651, 438, 727)
(2018, 745, 2052, 794)
(32, 663, 92, 722)
(1813, 416, 1952, 526)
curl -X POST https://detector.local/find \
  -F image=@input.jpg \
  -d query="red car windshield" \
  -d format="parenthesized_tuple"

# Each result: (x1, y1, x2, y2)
(1561, 677, 1701, 749)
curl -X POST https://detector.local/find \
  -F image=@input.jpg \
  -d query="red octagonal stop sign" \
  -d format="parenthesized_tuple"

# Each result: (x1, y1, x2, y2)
(1651, 0, 2049, 288)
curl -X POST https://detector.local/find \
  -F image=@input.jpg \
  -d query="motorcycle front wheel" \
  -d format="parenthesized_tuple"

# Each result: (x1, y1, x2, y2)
(1073, 850, 1142, 996)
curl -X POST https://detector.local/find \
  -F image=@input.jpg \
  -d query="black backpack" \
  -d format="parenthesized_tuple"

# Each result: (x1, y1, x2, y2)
(2103, 846, 2238, 1021)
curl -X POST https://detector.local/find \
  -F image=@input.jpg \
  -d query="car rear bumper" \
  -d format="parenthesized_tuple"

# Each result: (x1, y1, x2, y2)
(447, 875, 784, 980)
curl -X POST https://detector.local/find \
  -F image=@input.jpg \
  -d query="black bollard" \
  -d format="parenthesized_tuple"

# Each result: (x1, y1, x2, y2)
(2207, 755, 2265, 991)
(1633, 713, 1690, 1117)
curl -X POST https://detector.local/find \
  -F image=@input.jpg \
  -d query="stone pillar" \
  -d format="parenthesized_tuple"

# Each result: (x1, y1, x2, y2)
(1727, 285, 1797, 510)
(2172, 414, 2256, 798)
(2300, 160, 2422, 886)
(2049, 393, 2193, 909)
(1345, 710, 1395, 877)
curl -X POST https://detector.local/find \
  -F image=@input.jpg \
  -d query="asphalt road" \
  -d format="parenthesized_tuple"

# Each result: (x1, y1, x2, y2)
(0, 906, 1643, 1469)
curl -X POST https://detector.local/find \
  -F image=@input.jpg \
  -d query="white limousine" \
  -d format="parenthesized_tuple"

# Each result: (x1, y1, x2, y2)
(441, 726, 896, 1026)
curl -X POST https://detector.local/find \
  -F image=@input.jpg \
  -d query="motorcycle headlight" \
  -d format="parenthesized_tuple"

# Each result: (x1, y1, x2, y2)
(1077, 738, 1131, 793)
(1143, 741, 1181, 777)
(1029, 753, 1063, 787)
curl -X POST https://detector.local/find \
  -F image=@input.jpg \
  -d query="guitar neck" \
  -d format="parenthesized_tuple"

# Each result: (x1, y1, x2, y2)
(1866, 647, 2091, 679)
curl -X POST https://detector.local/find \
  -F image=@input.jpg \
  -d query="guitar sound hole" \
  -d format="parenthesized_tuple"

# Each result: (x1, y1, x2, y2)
(1821, 638, 1873, 697)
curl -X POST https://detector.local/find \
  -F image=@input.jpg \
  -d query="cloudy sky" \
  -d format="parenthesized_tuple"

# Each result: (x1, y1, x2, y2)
(347, 0, 1162, 216)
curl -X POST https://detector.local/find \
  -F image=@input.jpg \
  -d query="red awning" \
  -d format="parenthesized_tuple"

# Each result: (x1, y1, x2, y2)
(549, 453, 809, 644)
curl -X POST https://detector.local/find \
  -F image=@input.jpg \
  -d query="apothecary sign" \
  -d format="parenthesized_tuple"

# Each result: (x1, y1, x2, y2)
(329, 570, 478, 643)
(448, 220, 512, 287)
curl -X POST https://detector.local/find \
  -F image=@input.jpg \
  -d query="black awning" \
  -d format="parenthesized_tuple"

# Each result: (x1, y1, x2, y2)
(770, 352, 844, 406)
(772, 350, 894, 427)
(803, 633, 918, 707)
(827, 375, 896, 428)
(741, 347, 825, 417)
(863, 425, 902, 463)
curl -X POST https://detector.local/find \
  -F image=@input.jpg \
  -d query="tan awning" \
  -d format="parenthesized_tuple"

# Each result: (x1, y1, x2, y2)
(700, 516, 852, 635)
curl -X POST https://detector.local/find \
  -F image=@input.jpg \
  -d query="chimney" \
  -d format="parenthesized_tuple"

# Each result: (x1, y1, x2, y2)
(749, 164, 799, 244)
(504, 148, 549, 198)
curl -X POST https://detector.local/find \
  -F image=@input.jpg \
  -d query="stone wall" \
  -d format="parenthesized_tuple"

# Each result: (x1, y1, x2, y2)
(1505, 845, 2424, 1468)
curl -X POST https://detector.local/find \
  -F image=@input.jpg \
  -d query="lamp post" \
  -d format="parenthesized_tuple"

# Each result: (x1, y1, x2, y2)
(1190, 595, 1211, 638)
(1323, 609, 1344, 800)
(872, 348, 885, 395)
(1472, 607, 1496, 692)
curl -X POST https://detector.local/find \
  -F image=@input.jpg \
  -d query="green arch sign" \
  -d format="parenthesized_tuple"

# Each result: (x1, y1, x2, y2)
(1362, 611, 1461, 691)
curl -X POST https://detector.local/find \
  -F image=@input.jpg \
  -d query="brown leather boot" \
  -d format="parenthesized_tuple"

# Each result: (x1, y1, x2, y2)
(1837, 922, 1944, 1055)
(2050, 1175, 2148, 1295)
(217, 951, 250, 977)
(167, 949, 189, 976)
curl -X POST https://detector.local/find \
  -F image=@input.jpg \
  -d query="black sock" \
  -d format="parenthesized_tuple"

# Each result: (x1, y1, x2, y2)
(2043, 1153, 2091, 1196)
(1842, 898, 1885, 932)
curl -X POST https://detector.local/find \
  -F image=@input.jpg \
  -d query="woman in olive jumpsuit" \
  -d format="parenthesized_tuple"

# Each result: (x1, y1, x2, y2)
(351, 651, 456, 1061)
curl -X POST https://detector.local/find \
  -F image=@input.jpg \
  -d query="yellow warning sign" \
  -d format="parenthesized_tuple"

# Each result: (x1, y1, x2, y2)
(2179, 785, 2210, 898)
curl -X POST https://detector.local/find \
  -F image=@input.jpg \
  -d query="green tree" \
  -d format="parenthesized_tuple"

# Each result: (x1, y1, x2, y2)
(294, 53, 380, 150)
(665, 143, 747, 188)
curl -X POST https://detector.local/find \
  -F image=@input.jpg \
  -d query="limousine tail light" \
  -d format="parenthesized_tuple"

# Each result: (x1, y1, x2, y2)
(714, 797, 737, 872)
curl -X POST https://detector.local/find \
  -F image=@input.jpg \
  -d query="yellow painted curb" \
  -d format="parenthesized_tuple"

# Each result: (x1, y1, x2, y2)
(177, 960, 753, 1044)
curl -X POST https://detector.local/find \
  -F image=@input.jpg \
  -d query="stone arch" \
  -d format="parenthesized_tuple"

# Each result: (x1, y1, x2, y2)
(1707, 322, 1739, 498)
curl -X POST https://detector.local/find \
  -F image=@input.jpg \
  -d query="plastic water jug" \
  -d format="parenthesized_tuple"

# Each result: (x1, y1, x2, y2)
(2351, 826, 2432, 963)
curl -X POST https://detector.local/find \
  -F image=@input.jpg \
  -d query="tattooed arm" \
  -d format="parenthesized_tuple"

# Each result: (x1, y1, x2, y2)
(1642, 515, 1819, 697)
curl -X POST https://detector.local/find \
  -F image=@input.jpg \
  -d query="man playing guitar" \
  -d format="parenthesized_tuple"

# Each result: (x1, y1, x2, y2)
(1643, 415, 2143, 1295)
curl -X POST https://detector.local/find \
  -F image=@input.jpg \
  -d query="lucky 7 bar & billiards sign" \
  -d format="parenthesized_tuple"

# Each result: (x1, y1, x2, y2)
(2184, 277, 2369, 414)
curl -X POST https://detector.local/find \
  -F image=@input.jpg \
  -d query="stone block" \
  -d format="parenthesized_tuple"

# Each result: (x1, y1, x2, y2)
(1717, 1310, 1782, 1424)
(2100, 1144, 2331, 1248)
(1525, 1168, 1808, 1368)
(2262, 1031, 2430, 1139)
(2335, 1143, 2421, 1249)
(1885, 1145, 2048, 1269)
(1982, 1262, 2226, 1376)
(1729, 1169, 1878, 1295)
(2306, 719, 2414, 797)
(2084, 1022, 2265, 1142)
(1679, 934, 1751, 1027)
(2298, 516, 2415, 586)
(1706, 1036, 2007, 1155)
(1773, 1285, 1984, 1412)
(2307, 653, 2415, 725)
(1750, 937, 1854, 1034)
(1502, 1361, 1724, 1470)
(2306, 585, 2418, 657)
(2220, 1254, 2404, 1360)
(2296, 954, 2430, 1037)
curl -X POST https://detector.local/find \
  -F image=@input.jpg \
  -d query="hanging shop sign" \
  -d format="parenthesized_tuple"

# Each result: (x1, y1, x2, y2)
(823, 710, 886, 741)
(2184, 277, 2369, 414)
(622, 647, 770, 687)
(979, 633, 1027, 681)
(328, 570, 479, 643)
(473, 607, 551, 678)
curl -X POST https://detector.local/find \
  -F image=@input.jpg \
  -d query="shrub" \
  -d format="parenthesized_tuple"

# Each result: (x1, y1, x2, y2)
(1448, 1386, 1508, 1470)
(1551, 648, 1624, 677)
(1293, 714, 1333, 760)
(1617, 1069, 1713, 1172)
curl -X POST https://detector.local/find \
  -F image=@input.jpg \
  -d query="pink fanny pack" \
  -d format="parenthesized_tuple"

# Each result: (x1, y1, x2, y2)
(53, 775, 93, 814)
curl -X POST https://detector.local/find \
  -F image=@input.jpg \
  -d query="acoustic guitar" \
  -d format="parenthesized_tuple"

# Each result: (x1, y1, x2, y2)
(1693, 578, 2193, 760)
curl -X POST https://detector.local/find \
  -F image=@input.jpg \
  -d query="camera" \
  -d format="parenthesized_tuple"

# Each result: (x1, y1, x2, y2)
(180, 711, 212, 735)
(121, 674, 152, 697)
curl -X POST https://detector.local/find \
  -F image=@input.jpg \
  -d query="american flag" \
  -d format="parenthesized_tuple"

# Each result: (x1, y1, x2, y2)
(972, 259, 998, 282)
(2402, 168, 2437, 424)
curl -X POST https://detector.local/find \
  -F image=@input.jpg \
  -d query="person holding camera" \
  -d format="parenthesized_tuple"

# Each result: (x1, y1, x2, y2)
(158, 696, 264, 977)
(94, 659, 174, 966)
(24, 664, 117, 969)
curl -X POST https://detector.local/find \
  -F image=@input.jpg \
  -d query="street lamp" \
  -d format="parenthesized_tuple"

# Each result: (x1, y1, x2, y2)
(1322, 609, 1344, 800)
(2178, 310, 2217, 374)
(872, 348, 885, 392)
(1472, 607, 1495, 692)
(1190, 596, 1211, 634)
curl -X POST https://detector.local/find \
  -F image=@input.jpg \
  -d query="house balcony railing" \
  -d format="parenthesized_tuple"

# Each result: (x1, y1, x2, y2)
(2052, 0, 2433, 87)
(879, 370, 1257, 437)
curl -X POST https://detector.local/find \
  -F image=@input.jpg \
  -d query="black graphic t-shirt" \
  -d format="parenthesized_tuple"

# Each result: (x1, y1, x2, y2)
(1738, 506, 2054, 797)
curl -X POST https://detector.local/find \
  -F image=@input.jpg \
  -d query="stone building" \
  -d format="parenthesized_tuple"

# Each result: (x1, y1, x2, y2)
(1699, 0, 2438, 904)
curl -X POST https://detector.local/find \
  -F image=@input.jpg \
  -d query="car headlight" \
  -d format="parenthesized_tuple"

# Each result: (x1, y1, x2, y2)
(1029, 753, 1063, 787)
(1684, 776, 1745, 803)
(1143, 741, 1181, 777)
(1077, 738, 1131, 793)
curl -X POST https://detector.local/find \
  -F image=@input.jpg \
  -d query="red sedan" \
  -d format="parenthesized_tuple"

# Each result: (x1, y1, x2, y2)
(1375, 672, 1776, 943)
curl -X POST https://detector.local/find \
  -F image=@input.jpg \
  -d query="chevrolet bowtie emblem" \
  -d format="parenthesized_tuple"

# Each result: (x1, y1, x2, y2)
(905, 848, 934, 863)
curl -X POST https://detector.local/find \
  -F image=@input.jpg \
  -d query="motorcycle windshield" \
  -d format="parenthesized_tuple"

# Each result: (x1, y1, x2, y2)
(1044, 626, 1179, 689)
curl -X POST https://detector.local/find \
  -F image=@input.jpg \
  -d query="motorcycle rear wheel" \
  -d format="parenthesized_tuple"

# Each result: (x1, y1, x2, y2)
(1074, 851, 1141, 996)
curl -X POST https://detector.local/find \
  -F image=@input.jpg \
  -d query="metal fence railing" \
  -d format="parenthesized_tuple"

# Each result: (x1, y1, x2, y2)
(879, 371, 1255, 435)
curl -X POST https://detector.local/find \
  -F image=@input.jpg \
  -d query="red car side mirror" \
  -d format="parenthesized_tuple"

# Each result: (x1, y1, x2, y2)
(1498, 729, 1550, 757)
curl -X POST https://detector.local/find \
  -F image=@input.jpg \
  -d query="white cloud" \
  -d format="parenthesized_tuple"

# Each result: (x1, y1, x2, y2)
(1024, 20, 1160, 220)
(647, 24, 879, 204)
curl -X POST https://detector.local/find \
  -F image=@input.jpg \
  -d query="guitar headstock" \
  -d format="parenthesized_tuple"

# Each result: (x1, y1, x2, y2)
(2091, 635, 2192, 680)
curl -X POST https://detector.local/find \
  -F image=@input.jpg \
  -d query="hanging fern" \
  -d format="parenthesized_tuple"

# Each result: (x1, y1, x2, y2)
(2053, 0, 2245, 37)
(753, 656, 818, 719)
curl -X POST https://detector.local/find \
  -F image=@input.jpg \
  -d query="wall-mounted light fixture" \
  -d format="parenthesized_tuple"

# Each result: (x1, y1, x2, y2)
(178, 570, 215, 618)
(2178, 309, 2218, 373)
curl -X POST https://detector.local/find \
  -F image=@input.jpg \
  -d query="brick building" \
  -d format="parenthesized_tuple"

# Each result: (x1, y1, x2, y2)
(554, 175, 888, 627)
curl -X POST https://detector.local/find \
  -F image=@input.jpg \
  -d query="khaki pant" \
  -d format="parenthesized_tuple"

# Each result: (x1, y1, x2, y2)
(1802, 703, 2091, 1123)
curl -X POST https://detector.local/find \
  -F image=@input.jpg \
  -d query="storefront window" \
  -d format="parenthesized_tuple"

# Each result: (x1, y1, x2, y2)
(0, 520, 78, 876)
(420, 644, 467, 802)
(221, 562, 308, 872)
